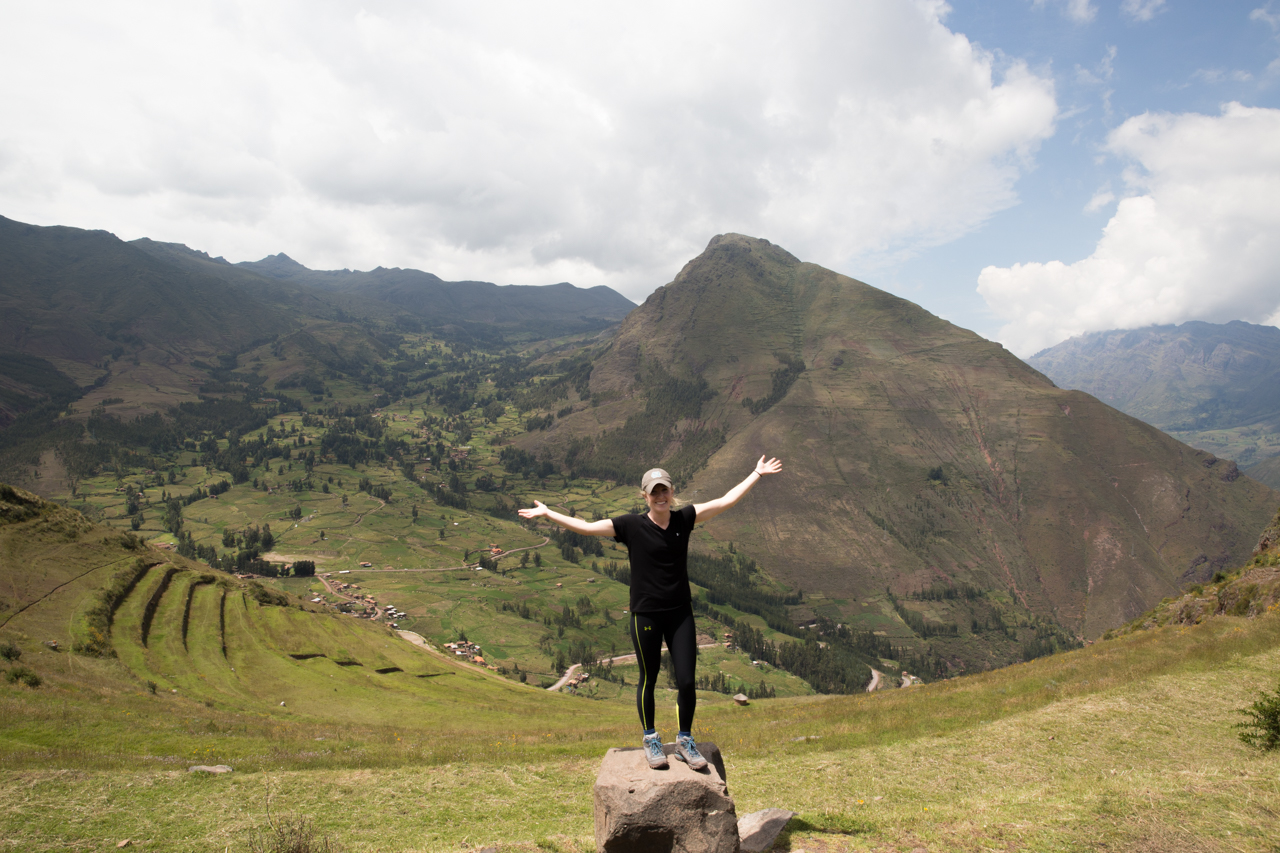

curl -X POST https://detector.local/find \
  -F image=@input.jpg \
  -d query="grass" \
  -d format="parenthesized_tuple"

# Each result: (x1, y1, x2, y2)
(4, 574, 1280, 850)
(8, 316, 1280, 848)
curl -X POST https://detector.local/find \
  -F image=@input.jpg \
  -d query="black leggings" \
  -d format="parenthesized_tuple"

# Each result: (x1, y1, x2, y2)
(629, 605, 697, 734)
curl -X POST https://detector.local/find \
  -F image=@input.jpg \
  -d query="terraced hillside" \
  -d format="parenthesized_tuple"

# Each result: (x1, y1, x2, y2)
(0, 484, 623, 745)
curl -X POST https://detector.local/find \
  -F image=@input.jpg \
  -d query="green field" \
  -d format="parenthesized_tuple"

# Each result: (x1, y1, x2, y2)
(50, 330, 850, 696)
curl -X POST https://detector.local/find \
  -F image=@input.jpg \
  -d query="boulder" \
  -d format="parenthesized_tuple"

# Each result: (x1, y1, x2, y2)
(732, 694, 749, 706)
(594, 742, 737, 853)
(736, 809, 795, 853)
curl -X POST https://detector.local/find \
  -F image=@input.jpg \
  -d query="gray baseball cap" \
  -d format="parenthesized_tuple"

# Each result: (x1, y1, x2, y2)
(640, 467, 673, 494)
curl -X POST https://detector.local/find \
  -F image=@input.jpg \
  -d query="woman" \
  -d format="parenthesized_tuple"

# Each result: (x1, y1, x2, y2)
(519, 455, 782, 770)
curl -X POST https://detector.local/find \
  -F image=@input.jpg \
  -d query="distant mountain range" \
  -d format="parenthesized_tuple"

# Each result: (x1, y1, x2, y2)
(519, 235, 1278, 655)
(1027, 322, 1280, 488)
(0, 214, 633, 426)
(239, 253, 634, 339)
(0, 214, 633, 367)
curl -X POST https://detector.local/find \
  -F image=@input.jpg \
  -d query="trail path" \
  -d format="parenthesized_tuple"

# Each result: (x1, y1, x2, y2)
(396, 630, 496, 678)
(546, 642, 722, 692)
(867, 668, 882, 692)
(351, 497, 386, 527)
(0, 552, 138, 629)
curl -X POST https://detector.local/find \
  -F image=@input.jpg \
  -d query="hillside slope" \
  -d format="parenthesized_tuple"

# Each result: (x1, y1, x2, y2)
(240, 254, 636, 338)
(526, 235, 1280, 645)
(0, 216, 296, 364)
(1027, 321, 1280, 485)
(0, 484, 585, 733)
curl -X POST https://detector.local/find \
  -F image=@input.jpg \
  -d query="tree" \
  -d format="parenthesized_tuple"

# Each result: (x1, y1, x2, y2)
(292, 560, 316, 577)
(162, 499, 183, 535)
(411, 504, 419, 522)
(130, 513, 143, 531)
(534, 551, 542, 568)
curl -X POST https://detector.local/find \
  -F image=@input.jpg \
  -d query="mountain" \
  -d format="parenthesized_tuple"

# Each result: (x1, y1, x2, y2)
(0, 216, 297, 364)
(1026, 321, 1280, 488)
(239, 254, 636, 339)
(521, 235, 1280, 650)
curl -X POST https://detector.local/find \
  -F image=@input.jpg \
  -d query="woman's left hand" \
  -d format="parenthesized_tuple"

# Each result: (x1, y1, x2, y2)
(755, 455, 782, 476)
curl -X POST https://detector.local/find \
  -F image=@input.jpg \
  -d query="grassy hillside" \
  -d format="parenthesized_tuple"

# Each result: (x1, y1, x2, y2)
(522, 235, 1280, 663)
(3, 477, 1279, 851)
(0, 484, 634, 766)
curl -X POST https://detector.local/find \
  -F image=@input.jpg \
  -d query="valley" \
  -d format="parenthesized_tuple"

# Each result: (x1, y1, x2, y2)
(2, 220, 1280, 850)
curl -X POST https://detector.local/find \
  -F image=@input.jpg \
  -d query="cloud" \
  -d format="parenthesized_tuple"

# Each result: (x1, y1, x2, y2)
(0, 0, 1056, 301)
(1121, 0, 1167, 23)
(977, 103, 1280, 356)
(1193, 68, 1254, 84)
(1032, 0, 1098, 24)
(1083, 188, 1115, 212)
(1252, 5, 1280, 30)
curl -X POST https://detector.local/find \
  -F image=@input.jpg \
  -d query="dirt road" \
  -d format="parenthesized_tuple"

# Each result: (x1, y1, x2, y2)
(547, 642, 723, 692)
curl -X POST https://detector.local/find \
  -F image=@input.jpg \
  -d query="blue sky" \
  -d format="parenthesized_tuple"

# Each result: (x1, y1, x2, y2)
(1, 1, 1277, 355)
(886, 0, 1280, 351)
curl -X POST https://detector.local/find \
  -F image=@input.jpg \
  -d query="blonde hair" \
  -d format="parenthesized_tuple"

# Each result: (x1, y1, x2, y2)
(638, 487, 684, 509)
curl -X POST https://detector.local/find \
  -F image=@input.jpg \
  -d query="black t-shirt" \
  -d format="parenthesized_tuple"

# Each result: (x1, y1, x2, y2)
(610, 504, 697, 614)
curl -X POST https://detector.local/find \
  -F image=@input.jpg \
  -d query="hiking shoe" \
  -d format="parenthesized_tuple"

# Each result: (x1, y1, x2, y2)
(643, 733, 668, 769)
(674, 734, 708, 770)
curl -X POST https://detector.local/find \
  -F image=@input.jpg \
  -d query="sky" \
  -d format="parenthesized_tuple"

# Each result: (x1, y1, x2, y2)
(1, 1, 1278, 356)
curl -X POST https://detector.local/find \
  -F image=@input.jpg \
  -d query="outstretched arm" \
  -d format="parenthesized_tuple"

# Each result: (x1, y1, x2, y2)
(693, 455, 782, 523)
(518, 501, 616, 537)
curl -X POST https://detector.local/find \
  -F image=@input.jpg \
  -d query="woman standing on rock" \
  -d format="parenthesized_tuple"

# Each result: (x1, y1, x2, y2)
(519, 455, 782, 770)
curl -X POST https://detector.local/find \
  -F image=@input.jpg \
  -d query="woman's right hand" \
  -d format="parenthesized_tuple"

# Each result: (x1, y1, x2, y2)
(518, 500, 549, 520)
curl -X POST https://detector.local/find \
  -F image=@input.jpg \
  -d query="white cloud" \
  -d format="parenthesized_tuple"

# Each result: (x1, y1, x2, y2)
(1193, 68, 1254, 84)
(1252, 5, 1280, 30)
(978, 103, 1280, 356)
(0, 0, 1056, 301)
(1033, 0, 1098, 24)
(1121, 0, 1167, 23)
(1083, 188, 1115, 212)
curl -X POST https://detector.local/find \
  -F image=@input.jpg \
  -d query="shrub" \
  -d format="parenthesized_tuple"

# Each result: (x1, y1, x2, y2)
(4, 666, 41, 688)
(247, 582, 289, 607)
(0, 642, 20, 663)
(1236, 680, 1280, 751)
(75, 558, 151, 657)
(247, 812, 341, 853)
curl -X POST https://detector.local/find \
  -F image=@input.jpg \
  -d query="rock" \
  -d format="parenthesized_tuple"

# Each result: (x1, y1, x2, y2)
(279, 701, 286, 706)
(187, 764, 233, 774)
(732, 693, 749, 706)
(737, 809, 795, 853)
(116, 841, 132, 849)
(43, 640, 59, 651)
(594, 742, 737, 853)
